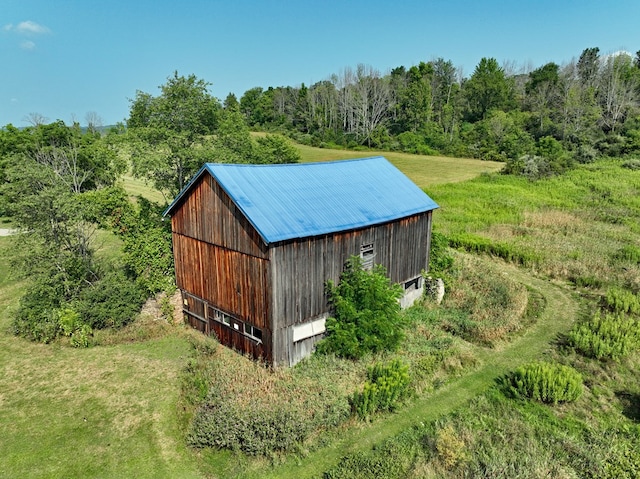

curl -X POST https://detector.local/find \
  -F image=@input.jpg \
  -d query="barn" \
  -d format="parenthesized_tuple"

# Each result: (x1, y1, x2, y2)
(164, 156, 439, 367)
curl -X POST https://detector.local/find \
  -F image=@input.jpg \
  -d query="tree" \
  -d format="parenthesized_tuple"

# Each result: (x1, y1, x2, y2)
(396, 62, 433, 132)
(253, 134, 301, 164)
(557, 61, 601, 144)
(223, 92, 239, 111)
(577, 47, 600, 90)
(85, 111, 103, 133)
(128, 72, 221, 197)
(239, 87, 273, 126)
(1, 123, 129, 342)
(525, 62, 561, 135)
(599, 52, 639, 133)
(464, 58, 515, 122)
(350, 64, 393, 146)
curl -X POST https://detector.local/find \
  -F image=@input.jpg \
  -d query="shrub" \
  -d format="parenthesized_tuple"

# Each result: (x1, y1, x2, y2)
(604, 288, 640, 315)
(351, 359, 411, 419)
(428, 231, 454, 277)
(612, 244, 640, 265)
(568, 311, 640, 361)
(435, 424, 467, 469)
(189, 391, 311, 456)
(621, 159, 640, 170)
(503, 361, 583, 404)
(58, 307, 93, 348)
(75, 271, 146, 329)
(112, 197, 175, 296)
(316, 256, 404, 359)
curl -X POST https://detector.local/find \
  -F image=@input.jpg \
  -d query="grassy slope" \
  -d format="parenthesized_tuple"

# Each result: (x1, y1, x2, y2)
(0, 146, 595, 479)
(0, 241, 201, 478)
(294, 144, 505, 186)
(200, 262, 578, 478)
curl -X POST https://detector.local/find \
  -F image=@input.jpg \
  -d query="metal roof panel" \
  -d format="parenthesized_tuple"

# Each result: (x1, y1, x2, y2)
(166, 156, 438, 244)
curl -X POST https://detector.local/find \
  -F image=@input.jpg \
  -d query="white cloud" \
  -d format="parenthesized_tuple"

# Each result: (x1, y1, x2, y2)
(20, 40, 36, 50)
(17, 20, 50, 34)
(3, 20, 50, 35)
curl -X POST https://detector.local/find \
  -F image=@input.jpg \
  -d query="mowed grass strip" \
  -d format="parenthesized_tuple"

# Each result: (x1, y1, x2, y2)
(294, 144, 504, 187)
(0, 236, 201, 479)
(201, 260, 578, 479)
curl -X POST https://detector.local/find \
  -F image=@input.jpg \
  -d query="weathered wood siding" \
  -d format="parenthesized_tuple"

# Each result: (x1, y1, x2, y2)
(182, 292, 271, 362)
(270, 211, 432, 366)
(173, 233, 269, 328)
(169, 169, 434, 367)
(169, 171, 272, 362)
(170, 173, 268, 259)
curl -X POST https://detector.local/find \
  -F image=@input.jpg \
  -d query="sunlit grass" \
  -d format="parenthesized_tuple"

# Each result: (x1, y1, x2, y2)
(120, 173, 167, 204)
(294, 143, 504, 187)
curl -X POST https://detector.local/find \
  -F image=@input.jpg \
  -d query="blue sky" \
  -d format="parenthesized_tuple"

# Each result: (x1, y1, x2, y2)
(2, 0, 639, 127)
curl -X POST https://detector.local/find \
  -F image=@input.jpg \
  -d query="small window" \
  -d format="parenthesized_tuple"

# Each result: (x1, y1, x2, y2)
(244, 324, 263, 343)
(222, 314, 231, 326)
(360, 243, 374, 270)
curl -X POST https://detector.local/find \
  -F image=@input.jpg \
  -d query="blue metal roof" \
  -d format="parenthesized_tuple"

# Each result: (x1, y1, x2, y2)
(165, 156, 438, 244)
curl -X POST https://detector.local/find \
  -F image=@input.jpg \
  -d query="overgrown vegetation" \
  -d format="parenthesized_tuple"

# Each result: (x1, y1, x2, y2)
(351, 359, 411, 419)
(502, 361, 583, 403)
(316, 256, 404, 359)
(569, 311, 640, 361)
(187, 345, 354, 456)
(437, 254, 530, 346)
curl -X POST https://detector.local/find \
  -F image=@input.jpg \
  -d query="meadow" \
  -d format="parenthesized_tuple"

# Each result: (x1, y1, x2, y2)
(1, 147, 639, 478)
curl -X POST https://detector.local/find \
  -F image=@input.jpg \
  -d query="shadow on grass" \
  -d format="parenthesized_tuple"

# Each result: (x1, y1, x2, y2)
(615, 391, 640, 423)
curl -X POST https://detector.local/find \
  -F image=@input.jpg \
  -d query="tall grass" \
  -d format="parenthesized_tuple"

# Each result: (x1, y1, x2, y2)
(430, 159, 640, 291)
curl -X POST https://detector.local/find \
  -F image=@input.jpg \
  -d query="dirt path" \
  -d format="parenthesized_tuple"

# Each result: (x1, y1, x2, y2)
(239, 262, 579, 479)
(0, 229, 15, 236)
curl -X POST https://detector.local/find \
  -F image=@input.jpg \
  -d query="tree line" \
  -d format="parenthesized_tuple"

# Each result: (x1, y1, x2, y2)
(0, 72, 301, 344)
(233, 47, 640, 178)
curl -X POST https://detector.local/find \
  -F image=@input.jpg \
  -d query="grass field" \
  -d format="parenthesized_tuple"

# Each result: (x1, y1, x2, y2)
(294, 144, 505, 186)
(2, 145, 637, 478)
(0, 236, 205, 478)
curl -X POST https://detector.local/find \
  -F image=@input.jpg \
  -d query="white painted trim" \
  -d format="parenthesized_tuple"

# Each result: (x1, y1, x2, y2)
(292, 316, 327, 342)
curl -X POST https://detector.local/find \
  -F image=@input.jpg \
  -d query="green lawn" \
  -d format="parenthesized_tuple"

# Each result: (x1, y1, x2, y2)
(0, 147, 549, 479)
(0, 235, 201, 478)
(294, 144, 504, 187)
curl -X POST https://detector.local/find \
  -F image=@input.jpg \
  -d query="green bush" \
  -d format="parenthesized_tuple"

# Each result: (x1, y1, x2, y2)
(189, 391, 311, 456)
(568, 311, 640, 361)
(351, 359, 411, 419)
(428, 231, 454, 277)
(75, 271, 146, 329)
(604, 287, 640, 315)
(316, 256, 404, 359)
(58, 307, 93, 348)
(621, 159, 640, 170)
(112, 197, 174, 296)
(612, 244, 640, 264)
(503, 361, 583, 404)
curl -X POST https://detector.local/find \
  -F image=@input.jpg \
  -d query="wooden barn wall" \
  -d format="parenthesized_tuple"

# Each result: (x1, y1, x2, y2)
(170, 173, 268, 259)
(173, 233, 270, 329)
(270, 211, 432, 366)
(183, 310, 271, 362)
